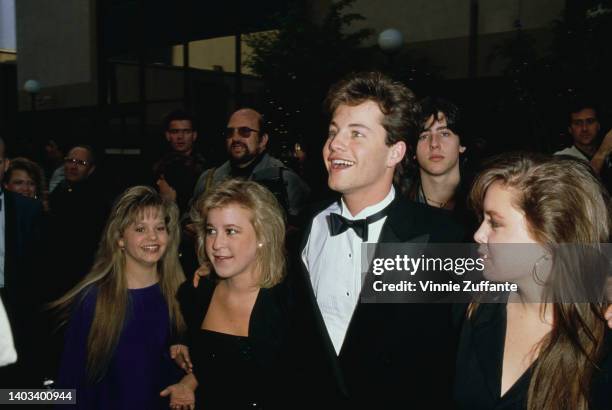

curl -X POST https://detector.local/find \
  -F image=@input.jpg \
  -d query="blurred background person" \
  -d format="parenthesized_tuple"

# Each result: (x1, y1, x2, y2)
(162, 109, 207, 174)
(4, 156, 48, 210)
(192, 108, 310, 222)
(47, 144, 111, 299)
(43, 139, 66, 193)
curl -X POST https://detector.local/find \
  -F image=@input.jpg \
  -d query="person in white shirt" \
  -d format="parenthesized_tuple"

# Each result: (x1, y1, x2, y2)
(0, 296, 17, 367)
(554, 101, 612, 176)
(292, 72, 464, 409)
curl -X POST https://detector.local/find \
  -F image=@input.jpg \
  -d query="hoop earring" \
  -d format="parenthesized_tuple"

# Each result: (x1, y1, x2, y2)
(531, 254, 549, 286)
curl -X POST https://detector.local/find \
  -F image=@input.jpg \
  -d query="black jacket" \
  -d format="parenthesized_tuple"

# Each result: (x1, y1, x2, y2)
(0, 190, 44, 387)
(288, 194, 466, 409)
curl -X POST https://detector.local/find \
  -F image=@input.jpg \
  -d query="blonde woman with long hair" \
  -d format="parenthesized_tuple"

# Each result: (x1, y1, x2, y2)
(53, 186, 186, 409)
(455, 153, 612, 410)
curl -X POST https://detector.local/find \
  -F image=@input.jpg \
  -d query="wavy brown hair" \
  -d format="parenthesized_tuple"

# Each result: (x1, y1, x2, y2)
(325, 71, 420, 191)
(190, 179, 286, 288)
(51, 186, 186, 382)
(5, 157, 46, 199)
(470, 152, 610, 410)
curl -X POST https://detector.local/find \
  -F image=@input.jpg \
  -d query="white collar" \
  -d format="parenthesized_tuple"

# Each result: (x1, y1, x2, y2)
(340, 186, 395, 220)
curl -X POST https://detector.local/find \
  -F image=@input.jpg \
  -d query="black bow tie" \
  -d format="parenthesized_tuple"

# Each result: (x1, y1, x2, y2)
(328, 204, 390, 241)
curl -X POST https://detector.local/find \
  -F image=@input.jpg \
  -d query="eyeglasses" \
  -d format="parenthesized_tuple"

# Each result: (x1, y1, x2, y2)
(168, 128, 194, 136)
(225, 126, 259, 139)
(64, 157, 90, 167)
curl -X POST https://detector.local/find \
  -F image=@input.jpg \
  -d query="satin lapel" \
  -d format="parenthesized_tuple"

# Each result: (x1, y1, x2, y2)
(298, 209, 349, 395)
(343, 197, 431, 353)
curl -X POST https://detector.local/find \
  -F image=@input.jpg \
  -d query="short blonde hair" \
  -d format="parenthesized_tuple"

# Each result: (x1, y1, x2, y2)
(191, 179, 286, 288)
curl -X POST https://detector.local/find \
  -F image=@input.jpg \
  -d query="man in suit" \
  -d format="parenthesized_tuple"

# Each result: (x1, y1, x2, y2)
(292, 72, 464, 408)
(0, 137, 44, 388)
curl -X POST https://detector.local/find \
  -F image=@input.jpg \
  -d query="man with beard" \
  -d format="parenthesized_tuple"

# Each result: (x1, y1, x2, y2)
(191, 108, 310, 217)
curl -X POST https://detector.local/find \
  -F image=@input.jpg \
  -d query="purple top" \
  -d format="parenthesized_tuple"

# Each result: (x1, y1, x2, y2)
(57, 283, 181, 409)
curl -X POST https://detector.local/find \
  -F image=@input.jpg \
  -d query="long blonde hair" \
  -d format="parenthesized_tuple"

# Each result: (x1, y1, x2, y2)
(190, 179, 286, 288)
(52, 186, 186, 382)
(470, 152, 610, 410)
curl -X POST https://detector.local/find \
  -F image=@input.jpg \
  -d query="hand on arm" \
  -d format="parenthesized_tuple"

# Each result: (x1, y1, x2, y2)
(192, 264, 211, 288)
(170, 344, 193, 374)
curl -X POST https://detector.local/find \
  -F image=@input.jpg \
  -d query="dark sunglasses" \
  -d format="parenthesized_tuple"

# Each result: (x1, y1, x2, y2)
(225, 126, 259, 139)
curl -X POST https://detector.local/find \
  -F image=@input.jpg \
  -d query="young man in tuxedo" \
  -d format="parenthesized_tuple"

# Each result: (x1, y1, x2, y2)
(291, 72, 465, 408)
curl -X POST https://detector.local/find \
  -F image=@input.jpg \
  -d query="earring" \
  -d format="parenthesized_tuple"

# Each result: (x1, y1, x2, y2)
(257, 243, 263, 248)
(531, 254, 549, 286)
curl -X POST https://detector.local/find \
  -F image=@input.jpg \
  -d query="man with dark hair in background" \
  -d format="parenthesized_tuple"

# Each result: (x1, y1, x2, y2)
(555, 101, 601, 161)
(404, 97, 477, 237)
(0, 137, 45, 388)
(554, 101, 612, 190)
(163, 109, 207, 175)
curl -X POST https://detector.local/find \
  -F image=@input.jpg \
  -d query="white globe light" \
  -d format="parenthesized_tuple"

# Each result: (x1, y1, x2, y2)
(24, 79, 41, 94)
(378, 29, 404, 53)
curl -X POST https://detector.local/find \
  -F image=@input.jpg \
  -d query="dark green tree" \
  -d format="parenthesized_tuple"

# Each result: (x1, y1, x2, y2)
(245, 0, 373, 154)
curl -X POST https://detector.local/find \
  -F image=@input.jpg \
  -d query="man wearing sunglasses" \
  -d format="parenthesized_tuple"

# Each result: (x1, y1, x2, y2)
(192, 108, 310, 218)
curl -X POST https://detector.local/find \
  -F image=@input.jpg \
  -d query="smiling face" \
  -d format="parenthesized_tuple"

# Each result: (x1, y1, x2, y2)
(119, 208, 169, 274)
(323, 101, 405, 211)
(5, 169, 36, 198)
(473, 181, 546, 284)
(416, 113, 465, 177)
(205, 203, 259, 282)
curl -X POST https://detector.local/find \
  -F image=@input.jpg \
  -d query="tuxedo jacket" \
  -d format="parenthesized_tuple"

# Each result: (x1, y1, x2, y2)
(1, 191, 43, 319)
(289, 194, 465, 409)
(0, 191, 44, 387)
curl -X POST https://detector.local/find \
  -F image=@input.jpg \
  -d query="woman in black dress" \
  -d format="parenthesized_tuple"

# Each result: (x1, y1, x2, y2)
(455, 153, 612, 410)
(165, 179, 290, 409)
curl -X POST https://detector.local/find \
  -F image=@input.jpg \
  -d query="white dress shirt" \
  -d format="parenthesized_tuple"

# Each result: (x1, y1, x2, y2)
(0, 296, 17, 367)
(302, 187, 395, 354)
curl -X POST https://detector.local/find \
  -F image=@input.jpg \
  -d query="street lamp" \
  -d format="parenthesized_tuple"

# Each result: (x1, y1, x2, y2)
(24, 79, 41, 111)
(378, 28, 404, 53)
(378, 29, 404, 70)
